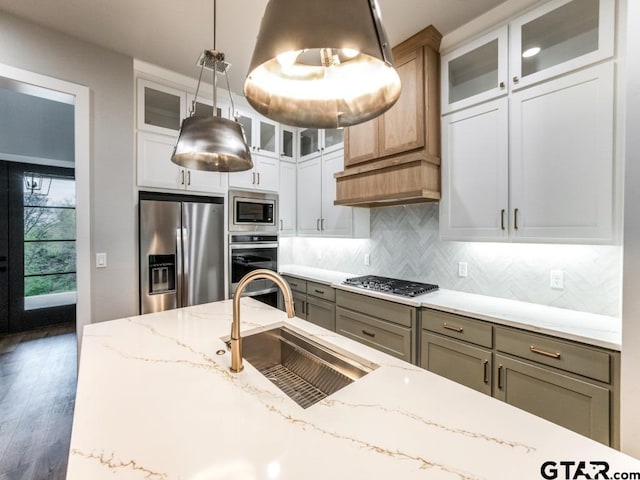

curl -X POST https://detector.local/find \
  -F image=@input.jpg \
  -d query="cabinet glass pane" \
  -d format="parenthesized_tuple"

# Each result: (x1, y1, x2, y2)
(238, 115, 253, 146)
(282, 130, 294, 158)
(324, 128, 344, 149)
(300, 128, 319, 156)
(193, 102, 217, 117)
(449, 40, 499, 104)
(521, 0, 599, 78)
(144, 87, 181, 131)
(260, 121, 277, 152)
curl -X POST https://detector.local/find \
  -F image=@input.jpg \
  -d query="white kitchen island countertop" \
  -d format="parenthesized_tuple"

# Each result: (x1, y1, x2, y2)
(279, 264, 622, 351)
(66, 298, 638, 480)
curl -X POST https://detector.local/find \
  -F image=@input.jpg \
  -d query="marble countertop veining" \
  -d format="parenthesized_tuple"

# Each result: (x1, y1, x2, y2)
(67, 298, 639, 479)
(279, 264, 622, 351)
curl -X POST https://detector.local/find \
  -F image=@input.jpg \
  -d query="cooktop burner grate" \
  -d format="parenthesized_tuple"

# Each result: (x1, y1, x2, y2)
(343, 275, 439, 298)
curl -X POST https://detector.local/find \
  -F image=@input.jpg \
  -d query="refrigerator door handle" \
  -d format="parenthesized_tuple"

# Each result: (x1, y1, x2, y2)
(181, 227, 189, 307)
(176, 228, 184, 308)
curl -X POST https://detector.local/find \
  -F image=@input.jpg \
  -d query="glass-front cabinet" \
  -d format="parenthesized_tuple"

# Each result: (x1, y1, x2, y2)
(299, 128, 344, 161)
(442, 26, 508, 114)
(234, 107, 280, 158)
(137, 79, 186, 137)
(509, 0, 614, 90)
(280, 126, 297, 162)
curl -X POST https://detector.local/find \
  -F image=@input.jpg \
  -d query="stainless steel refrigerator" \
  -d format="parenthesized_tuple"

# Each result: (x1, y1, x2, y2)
(139, 192, 224, 314)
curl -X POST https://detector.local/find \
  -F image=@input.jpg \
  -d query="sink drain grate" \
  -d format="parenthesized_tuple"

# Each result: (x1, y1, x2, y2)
(261, 364, 327, 409)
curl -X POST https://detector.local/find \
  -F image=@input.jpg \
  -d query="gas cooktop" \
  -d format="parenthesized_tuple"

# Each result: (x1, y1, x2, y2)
(342, 275, 439, 298)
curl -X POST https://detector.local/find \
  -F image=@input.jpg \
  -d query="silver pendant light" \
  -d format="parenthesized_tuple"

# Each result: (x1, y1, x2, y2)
(243, 0, 402, 129)
(172, 0, 252, 172)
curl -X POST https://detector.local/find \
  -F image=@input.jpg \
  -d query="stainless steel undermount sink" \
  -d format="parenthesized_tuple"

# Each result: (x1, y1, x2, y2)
(241, 326, 378, 409)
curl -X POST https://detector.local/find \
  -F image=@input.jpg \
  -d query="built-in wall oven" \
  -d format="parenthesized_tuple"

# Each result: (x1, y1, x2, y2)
(229, 234, 279, 307)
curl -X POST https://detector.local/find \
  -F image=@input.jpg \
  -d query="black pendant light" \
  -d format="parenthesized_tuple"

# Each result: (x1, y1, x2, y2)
(243, 0, 402, 129)
(172, 0, 252, 172)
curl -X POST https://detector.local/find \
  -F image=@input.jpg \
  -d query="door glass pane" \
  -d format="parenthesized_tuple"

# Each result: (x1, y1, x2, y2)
(144, 87, 181, 130)
(300, 128, 319, 156)
(521, 0, 599, 77)
(237, 115, 253, 146)
(23, 174, 76, 310)
(282, 130, 294, 158)
(324, 128, 344, 149)
(260, 121, 276, 152)
(449, 40, 499, 103)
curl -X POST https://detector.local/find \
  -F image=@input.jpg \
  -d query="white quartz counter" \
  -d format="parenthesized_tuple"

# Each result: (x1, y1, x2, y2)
(279, 264, 622, 351)
(66, 298, 638, 480)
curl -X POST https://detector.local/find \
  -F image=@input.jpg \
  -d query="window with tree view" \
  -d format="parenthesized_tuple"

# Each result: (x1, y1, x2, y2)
(23, 173, 76, 310)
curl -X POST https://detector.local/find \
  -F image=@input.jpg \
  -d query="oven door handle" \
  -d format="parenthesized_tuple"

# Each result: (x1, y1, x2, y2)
(230, 243, 279, 249)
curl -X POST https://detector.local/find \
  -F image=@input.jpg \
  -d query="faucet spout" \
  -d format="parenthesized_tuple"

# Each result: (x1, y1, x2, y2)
(230, 269, 295, 373)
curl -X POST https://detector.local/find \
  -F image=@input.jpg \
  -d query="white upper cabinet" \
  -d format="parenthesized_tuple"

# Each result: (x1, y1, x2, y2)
(137, 79, 186, 137)
(320, 150, 355, 237)
(279, 161, 297, 235)
(509, 0, 615, 91)
(234, 106, 280, 159)
(296, 157, 323, 234)
(509, 63, 614, 242)
(440, 98, 509, 241)
(228, 155, 280, 192)
(442, 26, 509, 114)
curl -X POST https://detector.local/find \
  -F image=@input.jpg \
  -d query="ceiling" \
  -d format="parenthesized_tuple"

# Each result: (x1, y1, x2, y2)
(0, 0, 507, 95)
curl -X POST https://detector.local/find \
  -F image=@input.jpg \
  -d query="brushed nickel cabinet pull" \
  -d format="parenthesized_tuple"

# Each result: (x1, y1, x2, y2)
(501, 209, 505, 230)
(514, 208, 519, 230)
(443, 323, 463, 333)
(362, 329, 376, 338)
(257, 172, 261, 185)
(280, 219, 284, 230)
(314, 289, 325, 295)
(316, 219, 321, 231)
(498, 364, 503, 389)
(513, 75, 519, 84)
(301, 300, 305, 314)
(499, 81, 506, 88)
(483, 360, 489, 384)
(320, 218, 325, 231)
(530, 346, 561, 359)
(180, 169, 185, 185)
(187, 170, 191, 186)
(252, 172, 256, 185)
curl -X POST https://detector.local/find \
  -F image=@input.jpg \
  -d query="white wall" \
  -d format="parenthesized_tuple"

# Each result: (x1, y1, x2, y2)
(620, 0, 640, 458)
(0, 11, 137, 324)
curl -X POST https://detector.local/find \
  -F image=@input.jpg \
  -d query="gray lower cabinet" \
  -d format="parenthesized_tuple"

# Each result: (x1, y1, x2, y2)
(335, 290, 416, 363)
(281, 275, 336, 331)
(420, 307, 619, 447)
(494, 353, 610, 445)
(421, 332, 492, 395)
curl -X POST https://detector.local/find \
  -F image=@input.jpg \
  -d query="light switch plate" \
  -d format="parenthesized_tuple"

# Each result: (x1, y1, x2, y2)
(364, 253, 371, 266)
(458, 262, 468, 278)
(96, 253, 107, 268)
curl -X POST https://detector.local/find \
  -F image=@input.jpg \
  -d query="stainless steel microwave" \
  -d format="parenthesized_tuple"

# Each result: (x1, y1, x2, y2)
(228, 189, 278, 232)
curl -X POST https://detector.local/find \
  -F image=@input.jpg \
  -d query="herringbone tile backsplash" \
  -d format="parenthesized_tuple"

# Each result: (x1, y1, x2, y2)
(280, 204, 622, 317)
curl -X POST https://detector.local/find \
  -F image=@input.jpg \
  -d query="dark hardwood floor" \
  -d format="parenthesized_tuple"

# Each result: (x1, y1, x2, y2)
(0, 323, 77, 480)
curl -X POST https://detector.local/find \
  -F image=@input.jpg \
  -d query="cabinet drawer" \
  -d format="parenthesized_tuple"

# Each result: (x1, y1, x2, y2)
(307, 281, 335, 302)
(423, 309, 493, 348)
(336, 307, 412, 362)
(283, 275, 306, 294)
(336, 290, 415, 328)
(495, 327, 610, 383)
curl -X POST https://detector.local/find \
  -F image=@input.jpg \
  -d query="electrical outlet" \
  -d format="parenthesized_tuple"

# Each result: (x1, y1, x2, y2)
(363, 253, 371, 266)
(96, 253, 107, 268)
(458, 262, 468, 278)
(550, 270, 564, 290)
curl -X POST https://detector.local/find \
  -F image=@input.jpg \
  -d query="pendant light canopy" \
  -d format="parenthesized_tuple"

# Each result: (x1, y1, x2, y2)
(171, 2, 252, 172)
(243, 0, 401, 129)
